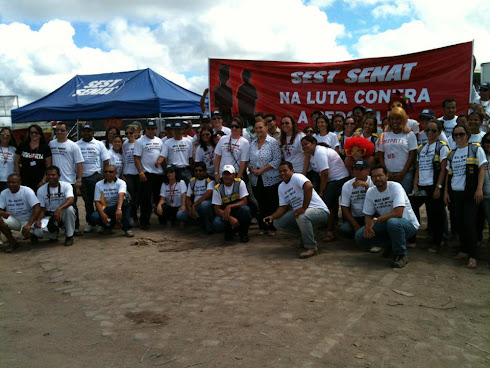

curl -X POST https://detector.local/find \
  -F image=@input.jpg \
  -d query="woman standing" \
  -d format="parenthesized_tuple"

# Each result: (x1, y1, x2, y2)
(338, 117, 356, 160)
(314, 114, 340, 153)
(122, 125, 140, 225)
(104, 126, 120, 150)
(359, 117, 378, 149)
(249, 119, 282, 235)
(14, 124, 52, 193)
(376, 107, 417, 194)
(0, 127, 18, 192)
(195, 126, 216, 177)
(109, 135, 124, 178)
(412, 120, 449, 252)
(444, 124, 486, 269)
(279, 114, 309, 175)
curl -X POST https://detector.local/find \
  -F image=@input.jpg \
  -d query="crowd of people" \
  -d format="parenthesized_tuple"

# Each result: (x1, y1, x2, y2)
(1, 83, 489, 269)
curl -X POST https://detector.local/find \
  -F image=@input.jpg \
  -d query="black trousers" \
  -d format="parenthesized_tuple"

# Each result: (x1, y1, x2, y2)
(252, 178, 279, 231)
(452, 191, 478, 258)
(410, 185, 445, 245)
(138, 173, 164, 226)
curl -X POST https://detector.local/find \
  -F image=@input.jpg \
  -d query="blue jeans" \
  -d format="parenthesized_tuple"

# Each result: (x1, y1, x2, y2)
(213, 206, 252, 235)
(354, 218, 417, 255)
(392, 168, 414, 195)
(339, 216, 364, 239)
(274, 208, 329, 249)
(176, 200, 215, 232)
(90, 203, 132, 232)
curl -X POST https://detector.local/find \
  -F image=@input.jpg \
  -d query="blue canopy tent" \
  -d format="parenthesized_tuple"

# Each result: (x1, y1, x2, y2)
(11, 68, 202, 123)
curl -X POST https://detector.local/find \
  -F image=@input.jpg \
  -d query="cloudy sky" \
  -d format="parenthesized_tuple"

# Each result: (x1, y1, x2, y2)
(1, 0, 489, 123)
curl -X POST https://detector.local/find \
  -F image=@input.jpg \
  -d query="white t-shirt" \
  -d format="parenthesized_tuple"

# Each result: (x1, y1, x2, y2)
(49, 139, 85, 184)
(215, 136, 250, 174)
(133, 135, 163, 174)
(314, 132, 340, 150)
(161, 138, 193, 167)
(310, 146, 349, 181)
(376, 131, 418, 173)
(447, 145, 487, 191)
(440, 116, 458, 138)
(160, 180, 187, 207)
(469, 131, 485, 144)
(212, 180, 248, 205)
(37, 181, 74, 212)
(417, 142, 450, 186)
(0, 186, 39, 221)
(281, 133, 306, 173)
(214, 126, 231, 136)
(363, 181, 420, 229)
(187, 178, 215, 202)
(484, 155, 490, 198)
(417, 131, 449, 146)
(195, 146, 215, 176)
(406, 118, 419, 134)
(278, 173, 329, 213)
(76, 138, 110, 177)
(0, 146, 16, 182)
(108, 148, 123, 178)
(340, 176, 374, 217)
(94, 178, 127, 208)
(122, 141, 138, 175)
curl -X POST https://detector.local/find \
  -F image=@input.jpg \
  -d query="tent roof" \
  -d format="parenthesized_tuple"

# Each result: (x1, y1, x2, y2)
(11, 68, 202, 123)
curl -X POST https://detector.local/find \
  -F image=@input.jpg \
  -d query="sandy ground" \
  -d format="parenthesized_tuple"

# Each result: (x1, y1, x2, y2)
(0, 203, 489, 368)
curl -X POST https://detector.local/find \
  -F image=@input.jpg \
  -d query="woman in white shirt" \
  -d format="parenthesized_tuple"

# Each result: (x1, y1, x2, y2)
(376, 107, 417, 194)
(313, 114, 340, 153)
(109, 136, 124, 178)
(279, 114, 309, 175)
(195, 126, 216, 177)
(122, 125, 140, 226)
(156, 166, 187, 226)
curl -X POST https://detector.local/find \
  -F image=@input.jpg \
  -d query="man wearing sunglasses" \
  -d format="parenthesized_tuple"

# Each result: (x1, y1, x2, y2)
(211, 111, 231, 135)
(264, 113, 281, 141)
(90, 165, 133, 237)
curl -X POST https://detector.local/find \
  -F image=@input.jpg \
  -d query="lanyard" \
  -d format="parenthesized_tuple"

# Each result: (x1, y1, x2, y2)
(227, 137, 241, 153)
(168, 183, 177, 205)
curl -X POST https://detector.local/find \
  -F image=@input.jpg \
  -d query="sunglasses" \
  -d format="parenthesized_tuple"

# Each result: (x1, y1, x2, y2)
(453, 132, 466, 138)
(0, 133, 11, 137)
(212, 117, 221, 120)
(424, 128, 438, 134)
(104, 170, 115, 173)
(344, 122, 355, 126)
(201, 133, 211, 137)
(265, 119, 273, 123)
(304, 130, 314, 134)
(230, 125, 241, 129)
(125, 131, 134, 135)
(30, 131, 40, 135)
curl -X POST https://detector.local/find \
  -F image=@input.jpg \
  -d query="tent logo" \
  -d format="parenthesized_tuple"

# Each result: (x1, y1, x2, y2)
(72, 79, 124, 96)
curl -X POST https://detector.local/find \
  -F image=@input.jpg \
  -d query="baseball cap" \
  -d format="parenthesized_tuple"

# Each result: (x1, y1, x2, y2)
(222, 165, 236, 174)
(166, 165, 177, 172)
(82, 124, 94, 130)
(365, 108, 376, 115)
(353, 160, 370, 169)
(419, 109, 435, 119)
(201, 114, 211, 122)
(146, 121, 157, 129)
(212, 110, 222, 118)
(172, 121, 187, 129)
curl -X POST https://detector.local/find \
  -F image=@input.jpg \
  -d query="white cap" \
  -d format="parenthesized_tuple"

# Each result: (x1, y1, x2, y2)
(222, 165, 236, 174)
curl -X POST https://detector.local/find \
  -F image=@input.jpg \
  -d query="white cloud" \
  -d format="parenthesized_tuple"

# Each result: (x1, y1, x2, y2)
(372, 3, 411, 18)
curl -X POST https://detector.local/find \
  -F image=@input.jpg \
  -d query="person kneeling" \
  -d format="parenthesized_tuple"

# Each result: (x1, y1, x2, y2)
(90, 165, 134, 237)
(31, 166, 76, 246)
(156, 166, 187, 226)
(176, 162, 215, 233)
(212, 165, 251, 242)
(264, 161, 329, 259)
(354, 164, 420, 268)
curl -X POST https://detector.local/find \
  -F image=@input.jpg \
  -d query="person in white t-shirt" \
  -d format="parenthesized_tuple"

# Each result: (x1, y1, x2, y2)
(467, 111, 486, 144)
(264, 161, 329, 259)
(0, 173, 40, 252)
(159, 121, 193, 184)
(90, 165, 133, 237)
(176, 162, 215, 233)
(313, 114, 340, 153)
(77, 124, 110, 233)
(339, 160, 374, 241)
(134, 121, 164, 230)
(416, 109, 449, 146)
(122, 125, 140, 226)
(156, 166, 187, 226)
(31, 165, 76, 247)
(439, 98, 458, 144)
(49, 122, 84, 235)
(211, 111, 231, 136)
(355, 164, 420, 268)
(212, 165, 251, 243)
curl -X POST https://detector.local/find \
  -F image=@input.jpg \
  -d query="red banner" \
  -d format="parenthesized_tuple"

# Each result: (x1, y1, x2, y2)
(209, 41, 473, 128)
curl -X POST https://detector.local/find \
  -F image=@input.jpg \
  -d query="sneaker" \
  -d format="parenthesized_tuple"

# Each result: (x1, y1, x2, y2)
(84, 224, 97, 233)
(370, 246, 382, 253)
(391, 254, 408, 268)
(259, 230, 266, 235)
(239, 234, 249, 243)
(452, 252, 468, 260)
(299, 248, 318, 259)
(64, 236, 74, 247)
(428, 245, 440, 253)
(124, 230, 135, 238)
(468, 258, 477, 269)
(73, 229, 82, 236)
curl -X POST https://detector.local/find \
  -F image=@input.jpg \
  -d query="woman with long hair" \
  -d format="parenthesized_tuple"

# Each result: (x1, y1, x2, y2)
(121, 125, 140, 226)
(279, 114, 309, 175)
(249, 119, 282, 235)
(376, 107, 417, 194)
(104, 126, 120, 149)
(338, 116, 356, 160)
(314, 114, 340, 153)
(195, 126, 216, 177)
(109, 135, 124, 178)
(444, 124, 486, 269)
(156, 166, 187, 226)
(14, 124, 52, 193)
(0, 127, 18, 192)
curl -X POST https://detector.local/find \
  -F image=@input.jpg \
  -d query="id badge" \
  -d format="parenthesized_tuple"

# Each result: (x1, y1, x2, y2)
(30, 161, 37, 166)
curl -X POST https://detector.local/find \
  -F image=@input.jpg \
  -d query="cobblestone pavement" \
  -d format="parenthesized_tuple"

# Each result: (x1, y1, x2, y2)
(1, 222, 489, 368)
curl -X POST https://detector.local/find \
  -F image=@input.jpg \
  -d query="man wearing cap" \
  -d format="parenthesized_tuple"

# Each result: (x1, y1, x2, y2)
(355, 164, 419, 268)
(134, 121, 164, 230)
(417, 109, 449, 146)
(339, 160, 374, 243)
(49, 122, 84, 235)
(212, 164, 251, 242)
(159, 121, 194, 184)
(76, 124, 111, 233)
(263, 161, 329, 259)
(211, 111, 231, 135)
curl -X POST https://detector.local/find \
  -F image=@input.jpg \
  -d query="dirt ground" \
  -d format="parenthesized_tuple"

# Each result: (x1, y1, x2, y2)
(0, 203, 489, 368)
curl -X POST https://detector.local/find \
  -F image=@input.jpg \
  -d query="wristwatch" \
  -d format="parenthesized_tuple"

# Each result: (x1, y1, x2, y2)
(373, 217, 378, 222)
(437, 184, 443, 189)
